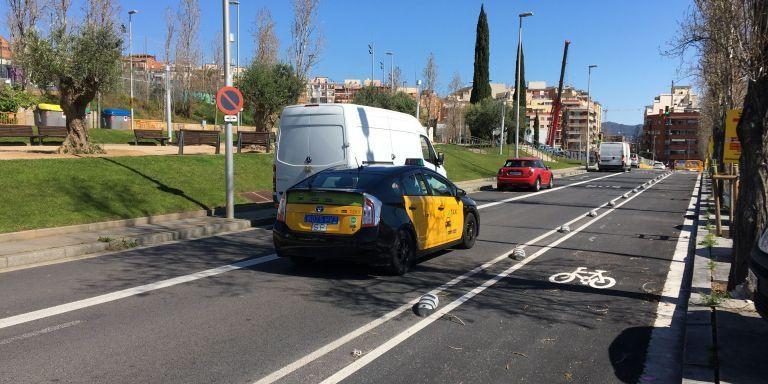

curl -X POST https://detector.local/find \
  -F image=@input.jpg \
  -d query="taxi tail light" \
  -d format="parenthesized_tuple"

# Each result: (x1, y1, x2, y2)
(276, 193, 287, 222)
(362, 194, 382, 228)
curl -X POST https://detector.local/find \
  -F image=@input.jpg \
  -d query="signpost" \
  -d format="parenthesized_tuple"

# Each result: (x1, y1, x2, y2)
(216, 86, 243, 116)
(724, 108, 742, 164)
(221, 1, 236, 220)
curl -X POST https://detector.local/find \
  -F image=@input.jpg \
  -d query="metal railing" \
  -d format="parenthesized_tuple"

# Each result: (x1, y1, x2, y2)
(0, 112, 19, 125)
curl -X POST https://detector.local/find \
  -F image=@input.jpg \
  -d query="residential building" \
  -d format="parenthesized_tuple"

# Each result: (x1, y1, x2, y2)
(0, 36, 12, 65)
(122, 54, 165, 72)
(641, 86, 701, 162)
(303, 76, 335, 103)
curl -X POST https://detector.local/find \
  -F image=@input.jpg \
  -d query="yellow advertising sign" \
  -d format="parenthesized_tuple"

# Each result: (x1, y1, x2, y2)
(724, 109, 742, 164)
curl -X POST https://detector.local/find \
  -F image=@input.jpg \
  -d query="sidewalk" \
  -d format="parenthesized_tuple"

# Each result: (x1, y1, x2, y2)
(682, 174, 768, 383)
(0, 205, 275, 272)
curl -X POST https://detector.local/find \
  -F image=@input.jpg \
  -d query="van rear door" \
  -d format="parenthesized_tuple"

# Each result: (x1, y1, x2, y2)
(276, 105, 347, 195)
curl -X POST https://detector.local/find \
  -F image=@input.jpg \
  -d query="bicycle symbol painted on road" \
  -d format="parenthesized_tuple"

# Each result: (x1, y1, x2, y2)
(549, 267, 617, 289)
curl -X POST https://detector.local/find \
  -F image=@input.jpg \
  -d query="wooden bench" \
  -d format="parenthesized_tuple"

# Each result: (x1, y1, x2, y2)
(177, 129, 221, 155)
(37, 126, 68, 145)
(237, 131, 271, 153)
(134, 129, 169, 146)
(0, 125, 37, 145)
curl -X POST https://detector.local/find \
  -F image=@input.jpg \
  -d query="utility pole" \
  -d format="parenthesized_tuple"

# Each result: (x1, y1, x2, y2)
(585, 64, 597, 171)
(165, 65, 172, 141)
(500, 91, 508, 155)
(222, 0, 234, 220)
(514, 12, 533, 158)
(128, 10, 138, 131)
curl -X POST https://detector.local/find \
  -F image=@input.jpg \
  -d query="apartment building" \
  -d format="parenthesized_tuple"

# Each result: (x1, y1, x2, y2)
(641, 86, 701, 162)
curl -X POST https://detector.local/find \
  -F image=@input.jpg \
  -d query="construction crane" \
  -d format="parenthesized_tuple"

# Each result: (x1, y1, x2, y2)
(546, 40, 570, 147)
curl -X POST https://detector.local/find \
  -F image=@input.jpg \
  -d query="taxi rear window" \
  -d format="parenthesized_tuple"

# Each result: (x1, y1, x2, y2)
(294, 171, 385, 190)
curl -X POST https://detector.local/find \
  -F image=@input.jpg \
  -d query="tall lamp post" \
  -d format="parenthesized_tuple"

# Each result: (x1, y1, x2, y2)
(585, 64, 597, 171)
(230, 1, 240, 133)
(514, 12, 533, 158)
(415, 79, 422, 120)
(386, 51, 394, 92)
(368, 43, 375, 85)
(500, 91, 509, 155)
(128, 9, 138, 131)
(222, 0, 234, 220)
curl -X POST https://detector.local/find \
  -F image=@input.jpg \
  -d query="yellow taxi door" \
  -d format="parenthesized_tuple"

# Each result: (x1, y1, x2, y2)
(424, 172, 464, 246)
(402, 172, 431, 250)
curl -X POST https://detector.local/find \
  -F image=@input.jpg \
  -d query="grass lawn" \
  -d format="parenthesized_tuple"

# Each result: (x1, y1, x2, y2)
(0, 154, 272, 233)
(436, 144, 582, 181)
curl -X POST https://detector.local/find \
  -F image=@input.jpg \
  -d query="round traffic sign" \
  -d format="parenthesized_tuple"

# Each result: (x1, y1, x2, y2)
(216, 86, 244, 115)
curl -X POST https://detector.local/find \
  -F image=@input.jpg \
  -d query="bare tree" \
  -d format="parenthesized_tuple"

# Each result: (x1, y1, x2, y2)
(83, 0, 118, 28)
(174, 0, 200, 116)
(289, 0, 322, 79)
(164, 6, 175, 64)
(443, 72, 465, 142)
(253, 8, 279, 64)
(6, 0, 41, 60)
(48, 0, 71, 30)
(422, 52, 439, 126)
(388, 66, 402, 92)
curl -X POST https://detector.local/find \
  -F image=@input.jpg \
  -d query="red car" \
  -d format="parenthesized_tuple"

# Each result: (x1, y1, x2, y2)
(497, 157, 554, 191)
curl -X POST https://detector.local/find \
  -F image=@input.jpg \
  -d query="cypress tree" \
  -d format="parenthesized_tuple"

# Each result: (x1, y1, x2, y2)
(510, 44, 527, 144)
(470, 5, 491, 104)
(533, 112, 540, 145)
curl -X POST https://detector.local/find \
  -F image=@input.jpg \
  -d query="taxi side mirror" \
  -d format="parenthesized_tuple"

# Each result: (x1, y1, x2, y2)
(437, 152, 445, 166)
(456, 188, 466, 197)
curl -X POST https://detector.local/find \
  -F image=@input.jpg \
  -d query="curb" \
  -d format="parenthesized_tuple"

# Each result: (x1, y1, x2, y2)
(0, 218, 251, 270)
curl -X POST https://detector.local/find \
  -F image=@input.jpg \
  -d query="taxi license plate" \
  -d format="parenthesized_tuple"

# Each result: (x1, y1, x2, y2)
(304, 214, 339, 224)
(311, 223, 327, 232)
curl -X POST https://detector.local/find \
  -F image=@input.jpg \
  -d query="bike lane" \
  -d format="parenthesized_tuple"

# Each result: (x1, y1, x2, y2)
(332, 172, 698, 384)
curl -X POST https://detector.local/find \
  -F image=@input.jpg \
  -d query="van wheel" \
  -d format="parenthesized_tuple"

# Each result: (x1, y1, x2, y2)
(459, 213, 478, 249)
(531, 178, 541, 192)
(386, 229, 414, 275)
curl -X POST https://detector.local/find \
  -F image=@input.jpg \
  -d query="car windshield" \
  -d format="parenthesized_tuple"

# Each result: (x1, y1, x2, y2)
(504, 160, 533, 168)
(293, 170, 386, 190)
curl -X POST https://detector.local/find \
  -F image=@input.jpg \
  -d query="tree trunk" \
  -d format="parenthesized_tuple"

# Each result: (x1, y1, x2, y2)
(729, 75, 768, 290)
(59, 89, 103, 154)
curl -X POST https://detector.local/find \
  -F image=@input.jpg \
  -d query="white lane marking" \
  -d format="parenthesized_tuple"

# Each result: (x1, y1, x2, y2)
(0, 320, 83, 345)
(255, 174, 659, 384)
(319, 172, 673, 384)
(641, 173, 701, 380)
(476, 172, 622, 210)
(0, 254, 279, 331)
(252, 201, 614, 384)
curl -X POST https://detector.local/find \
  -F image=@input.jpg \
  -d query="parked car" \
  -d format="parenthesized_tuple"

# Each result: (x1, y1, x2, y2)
(497, 157, 554, 192)
(274, 103, 446, 203)
(273, 164, 479, 275)
(751, 225, 768, 319)
(598, 142, 632, 172)
(630, 153, 639, 168)
(653, 161, 666, 170)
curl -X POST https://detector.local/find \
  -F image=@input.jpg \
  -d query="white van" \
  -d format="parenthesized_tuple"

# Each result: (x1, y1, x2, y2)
(598, 142, 631, 172)
(274, 104, 447, 200)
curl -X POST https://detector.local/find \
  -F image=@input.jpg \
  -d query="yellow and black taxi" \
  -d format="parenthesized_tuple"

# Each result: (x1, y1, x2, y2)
(273, 164, 479, 275)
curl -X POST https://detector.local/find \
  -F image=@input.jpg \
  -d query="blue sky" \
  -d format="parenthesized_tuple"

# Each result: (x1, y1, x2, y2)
(0, 0, 696, 124)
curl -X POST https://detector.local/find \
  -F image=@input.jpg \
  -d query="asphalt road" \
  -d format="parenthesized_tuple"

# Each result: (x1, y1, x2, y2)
(0, 169, 699, 384)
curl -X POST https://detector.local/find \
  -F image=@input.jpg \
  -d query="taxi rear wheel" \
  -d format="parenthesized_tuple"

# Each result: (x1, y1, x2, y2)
(386, 229, 414, 275)
(459, 213, 478, 249)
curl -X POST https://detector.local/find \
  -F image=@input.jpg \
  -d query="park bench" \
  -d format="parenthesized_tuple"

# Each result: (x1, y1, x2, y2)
(134, 129, 169, 146)
(177, 129, 221, 155)
(37, 126, 68, 145)
(0, 125, 37, 145)
(237, 131, 271, 153)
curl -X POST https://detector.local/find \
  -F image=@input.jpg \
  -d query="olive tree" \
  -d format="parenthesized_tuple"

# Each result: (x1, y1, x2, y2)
(16, 5, 121, 153)
(237, 62, 304, 132)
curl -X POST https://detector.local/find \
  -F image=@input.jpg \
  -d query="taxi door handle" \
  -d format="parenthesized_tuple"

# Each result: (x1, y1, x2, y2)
(408, 205, 417, 211)
(437, 205, 445, 211)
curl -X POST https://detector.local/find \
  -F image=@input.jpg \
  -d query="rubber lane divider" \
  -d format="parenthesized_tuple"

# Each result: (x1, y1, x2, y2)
(252, 174, 659, 384)
(317, 172, 674, 384)
(476, 172, 622, 210)
(0, 254, 279, 330)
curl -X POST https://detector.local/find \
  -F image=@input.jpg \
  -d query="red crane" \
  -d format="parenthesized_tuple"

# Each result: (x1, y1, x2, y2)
(546, 40, 570, 147)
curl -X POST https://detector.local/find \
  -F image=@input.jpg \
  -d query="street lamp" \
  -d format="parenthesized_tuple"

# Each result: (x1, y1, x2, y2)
(230, 1, 240, 133)
(379, 61, 384, 87)
(128, 9, 138, 132)
(368, 43, 375, 85)
(500, 91, 509, 155)
(514, 11, 533, 158)
(415, 79, 422, 120)
(585, 64, 597, 171)
(386, 51, 394, 92)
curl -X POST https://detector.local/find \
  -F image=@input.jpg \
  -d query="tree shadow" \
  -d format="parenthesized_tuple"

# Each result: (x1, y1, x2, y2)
(99, 157, 208, 210)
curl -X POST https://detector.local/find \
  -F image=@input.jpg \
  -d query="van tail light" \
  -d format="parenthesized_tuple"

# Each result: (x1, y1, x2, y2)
(621, 155, 625, 162)
(361, 194, 382, 228)
(528, 168, 534, 176)
(276, 193, 287, 222)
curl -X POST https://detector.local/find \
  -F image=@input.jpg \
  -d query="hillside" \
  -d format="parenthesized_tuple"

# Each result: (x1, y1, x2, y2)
(601, 121, 643, 141)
